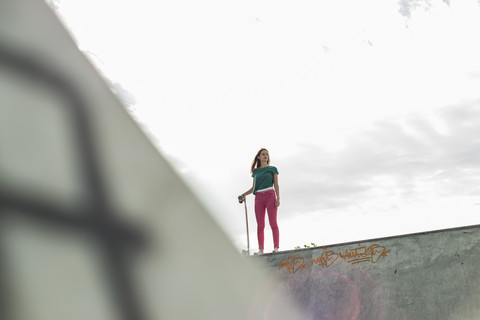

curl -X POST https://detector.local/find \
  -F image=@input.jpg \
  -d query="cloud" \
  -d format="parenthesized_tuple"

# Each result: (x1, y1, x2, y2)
(107, 80, 137, 110)
(45, 0, 60, 11)
(398, 0, 426, 18)
(280, 102, 480, 216)
(398, 0, 450, 18)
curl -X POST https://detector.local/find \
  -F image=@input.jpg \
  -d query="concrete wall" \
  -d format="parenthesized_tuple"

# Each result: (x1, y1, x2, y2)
(253, 225, 480, 320)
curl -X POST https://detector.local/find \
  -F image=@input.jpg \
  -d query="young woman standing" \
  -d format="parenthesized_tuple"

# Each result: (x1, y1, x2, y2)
(239, 148, 280, 254)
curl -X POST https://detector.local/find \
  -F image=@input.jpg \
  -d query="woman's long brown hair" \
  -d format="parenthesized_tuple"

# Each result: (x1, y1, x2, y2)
(250, 148, 270, 174)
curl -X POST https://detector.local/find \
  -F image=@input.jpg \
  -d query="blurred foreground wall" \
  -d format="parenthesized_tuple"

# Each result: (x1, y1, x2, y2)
(255, 224, 480, 320)
(0, 1, 304, 319)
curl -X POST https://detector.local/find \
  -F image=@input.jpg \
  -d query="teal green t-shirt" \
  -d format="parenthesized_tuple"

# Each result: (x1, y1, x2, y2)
(252, 166, 279, 195)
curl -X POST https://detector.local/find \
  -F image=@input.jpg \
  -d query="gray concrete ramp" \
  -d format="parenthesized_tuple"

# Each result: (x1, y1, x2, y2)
(254, 225, 480, 320)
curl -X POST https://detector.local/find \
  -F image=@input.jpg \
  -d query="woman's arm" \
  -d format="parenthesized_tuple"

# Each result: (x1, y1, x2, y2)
(239, 179, 255, 199)
(273, 173, 280, 207)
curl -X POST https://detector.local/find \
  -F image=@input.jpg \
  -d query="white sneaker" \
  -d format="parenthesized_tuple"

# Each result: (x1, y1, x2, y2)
(272, 248, 279, 253)
(254, 250, 264, 255)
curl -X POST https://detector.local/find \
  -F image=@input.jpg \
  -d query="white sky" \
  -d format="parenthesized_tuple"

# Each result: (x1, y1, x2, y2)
(51, 0, 480, 251)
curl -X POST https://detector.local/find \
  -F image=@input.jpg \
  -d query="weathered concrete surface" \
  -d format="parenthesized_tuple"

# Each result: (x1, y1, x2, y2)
(253, 225, 480, 320)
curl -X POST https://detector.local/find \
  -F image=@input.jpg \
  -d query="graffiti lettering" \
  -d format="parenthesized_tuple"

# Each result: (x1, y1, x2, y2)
(279, 244, 390, 274)
(311, 250, 339, 268)
(336, 244, 390, 265)
(278, 254, 308, 274)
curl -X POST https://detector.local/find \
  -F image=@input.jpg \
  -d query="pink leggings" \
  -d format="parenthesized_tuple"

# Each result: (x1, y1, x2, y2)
(254, 189, 279, 250)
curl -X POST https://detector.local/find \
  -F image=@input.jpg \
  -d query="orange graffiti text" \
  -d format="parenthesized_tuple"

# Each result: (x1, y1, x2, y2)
(278, 254, 308, 274)
(279, 244, 390, 274)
